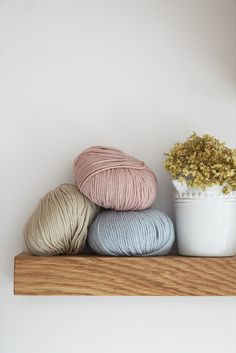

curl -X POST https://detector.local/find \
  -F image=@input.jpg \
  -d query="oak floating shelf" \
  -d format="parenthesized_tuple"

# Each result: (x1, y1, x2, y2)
(14, 252, 236, 296)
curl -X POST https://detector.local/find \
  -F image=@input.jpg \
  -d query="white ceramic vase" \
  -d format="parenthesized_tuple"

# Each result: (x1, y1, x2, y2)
(173, 181, 236, 257)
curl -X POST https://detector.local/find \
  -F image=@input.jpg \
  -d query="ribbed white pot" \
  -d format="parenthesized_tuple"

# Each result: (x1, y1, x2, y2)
(173, 182, 236, 257)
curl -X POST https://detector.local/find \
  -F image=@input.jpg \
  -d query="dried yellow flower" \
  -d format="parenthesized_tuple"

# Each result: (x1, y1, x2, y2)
(164, 133, 236, 193)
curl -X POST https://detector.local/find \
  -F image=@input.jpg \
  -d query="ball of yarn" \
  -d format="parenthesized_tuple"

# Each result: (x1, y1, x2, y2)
(88, 209, 175, 256)
(74, 146, 158, 210)
(24, 184, 99, 255)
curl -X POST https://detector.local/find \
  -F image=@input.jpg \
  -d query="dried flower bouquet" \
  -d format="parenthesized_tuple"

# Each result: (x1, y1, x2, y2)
(164, 133, 236, 194)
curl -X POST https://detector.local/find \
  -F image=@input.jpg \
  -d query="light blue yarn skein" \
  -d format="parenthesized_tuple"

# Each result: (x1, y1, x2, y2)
(88, 209, 175, 256)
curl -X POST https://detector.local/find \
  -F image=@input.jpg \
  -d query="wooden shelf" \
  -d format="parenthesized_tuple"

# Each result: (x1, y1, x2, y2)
(14, 252, 236, 296)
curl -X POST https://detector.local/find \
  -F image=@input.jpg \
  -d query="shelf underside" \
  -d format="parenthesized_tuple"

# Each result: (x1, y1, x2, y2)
(14, 253, 236, 296)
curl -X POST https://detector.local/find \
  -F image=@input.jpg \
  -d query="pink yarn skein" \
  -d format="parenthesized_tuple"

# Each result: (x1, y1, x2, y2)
(74, 146, 158, 211)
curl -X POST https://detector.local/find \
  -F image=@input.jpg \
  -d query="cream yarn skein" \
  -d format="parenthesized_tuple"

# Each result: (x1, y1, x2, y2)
(24, 184, 99, 255)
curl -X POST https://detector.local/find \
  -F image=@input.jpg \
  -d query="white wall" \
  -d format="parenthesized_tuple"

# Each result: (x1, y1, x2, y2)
(1, 0, 236, 352)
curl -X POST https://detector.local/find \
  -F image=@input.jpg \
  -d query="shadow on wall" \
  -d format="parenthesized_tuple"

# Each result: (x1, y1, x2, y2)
(159, 0, 236, 86)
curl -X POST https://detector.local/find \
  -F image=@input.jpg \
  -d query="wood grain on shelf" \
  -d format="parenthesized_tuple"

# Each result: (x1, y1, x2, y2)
(14, 252, 236, 296)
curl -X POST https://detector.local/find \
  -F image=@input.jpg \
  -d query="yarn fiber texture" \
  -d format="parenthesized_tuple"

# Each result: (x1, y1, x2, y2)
(24, 184, 99, 255)
(88, 209, 175, 256)
(74, 146, 158, 211)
